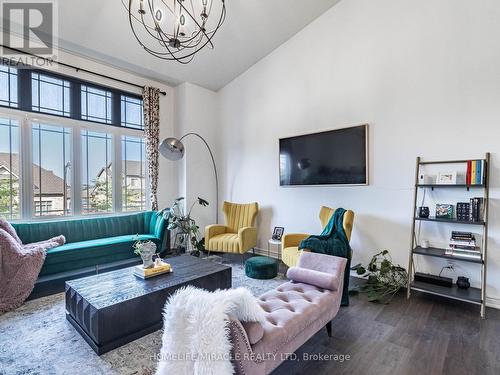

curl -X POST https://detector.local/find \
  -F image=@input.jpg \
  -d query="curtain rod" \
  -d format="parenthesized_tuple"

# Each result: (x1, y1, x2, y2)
(1, 45, 167, 96)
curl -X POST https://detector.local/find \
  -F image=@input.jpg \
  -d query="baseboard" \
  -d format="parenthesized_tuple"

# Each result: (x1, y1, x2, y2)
(486, 297, 500, 310)
(252, 247, 281, 259)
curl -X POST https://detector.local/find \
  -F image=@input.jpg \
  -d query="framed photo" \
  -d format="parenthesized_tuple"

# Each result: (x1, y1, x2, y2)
(437, 171, 457, 185)
(272, 227, 284, 241)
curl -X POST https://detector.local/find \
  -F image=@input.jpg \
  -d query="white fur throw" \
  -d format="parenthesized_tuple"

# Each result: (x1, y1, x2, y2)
(156, 286, 266, 375)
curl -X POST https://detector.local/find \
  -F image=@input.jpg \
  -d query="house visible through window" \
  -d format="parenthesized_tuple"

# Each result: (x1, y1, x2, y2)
(0, 65, 147, 220)
(81, 130, 112, 215)
(32, 123, 72, 217)
(122, 136, 146, 212)
(35, 200, 53, 215)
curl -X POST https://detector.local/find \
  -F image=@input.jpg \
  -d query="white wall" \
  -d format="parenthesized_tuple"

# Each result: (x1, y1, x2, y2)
(217, 0, 500, 306)
(173, 83, 219, 234)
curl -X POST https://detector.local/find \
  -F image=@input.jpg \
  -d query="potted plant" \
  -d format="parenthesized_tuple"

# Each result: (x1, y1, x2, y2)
(353, 250, 408, 304)
(161, 197, 208, 257)
(133, 237, 158, 269)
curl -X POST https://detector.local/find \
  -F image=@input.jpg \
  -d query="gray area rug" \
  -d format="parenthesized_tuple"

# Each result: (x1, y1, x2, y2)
(0, 257, 286, 375)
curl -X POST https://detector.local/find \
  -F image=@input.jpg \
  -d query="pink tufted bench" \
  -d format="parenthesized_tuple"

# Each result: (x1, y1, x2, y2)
(229, 252, 346, 375)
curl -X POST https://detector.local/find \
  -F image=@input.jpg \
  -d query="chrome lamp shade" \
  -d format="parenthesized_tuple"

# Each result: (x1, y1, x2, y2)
(158, 133, 219, 223)
(159, 137, 185, 161)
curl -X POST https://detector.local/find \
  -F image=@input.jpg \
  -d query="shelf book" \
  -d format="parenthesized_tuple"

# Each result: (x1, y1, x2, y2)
(466, 160, 486, 185)
(408, 153, 490, 318)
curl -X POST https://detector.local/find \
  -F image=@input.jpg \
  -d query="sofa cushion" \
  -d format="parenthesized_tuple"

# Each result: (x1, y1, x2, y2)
(207, 233, 240, 253)
(47, 234, 157, 257)
(286, 267, 340, 291)
(12, 212, 156, 244)
(253, 281, 341, 355)
(39, 234, 159, 276)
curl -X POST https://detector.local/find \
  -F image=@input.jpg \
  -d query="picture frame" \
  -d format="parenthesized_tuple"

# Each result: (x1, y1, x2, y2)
(272, 227, 285, 241)
(437, 171, 457, 185)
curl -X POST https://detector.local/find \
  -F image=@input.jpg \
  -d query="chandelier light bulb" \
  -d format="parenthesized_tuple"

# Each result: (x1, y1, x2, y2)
(124, 0, 226, 64)
(155, 9, 163, 22)
(138, 0, 145, 15)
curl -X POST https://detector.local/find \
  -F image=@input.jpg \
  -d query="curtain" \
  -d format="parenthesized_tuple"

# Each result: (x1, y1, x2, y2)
(143, 86, 160, 211)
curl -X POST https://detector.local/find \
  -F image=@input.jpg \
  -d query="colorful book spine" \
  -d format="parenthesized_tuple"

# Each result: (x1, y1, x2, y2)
(480, 160, 485, 184)
(470, 160, 477, 185)
(476, 160, 482, 185)
(466, 160, 472, 185)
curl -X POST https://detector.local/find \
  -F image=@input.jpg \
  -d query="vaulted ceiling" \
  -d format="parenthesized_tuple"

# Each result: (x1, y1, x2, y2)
(57, 0, 341, 90)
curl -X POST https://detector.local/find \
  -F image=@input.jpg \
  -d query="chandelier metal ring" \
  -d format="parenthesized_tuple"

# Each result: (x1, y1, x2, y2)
(123, 0, 226, 64)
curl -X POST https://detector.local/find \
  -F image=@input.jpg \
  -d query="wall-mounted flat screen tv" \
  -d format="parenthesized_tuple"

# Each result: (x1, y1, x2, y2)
(279, 124, 368, 186)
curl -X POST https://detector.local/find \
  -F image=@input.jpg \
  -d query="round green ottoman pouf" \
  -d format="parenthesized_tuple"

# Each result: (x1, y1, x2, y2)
(245, 256, 279, 279)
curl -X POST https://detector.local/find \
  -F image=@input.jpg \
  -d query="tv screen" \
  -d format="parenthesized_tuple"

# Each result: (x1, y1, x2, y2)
(279, 124, 368, 186)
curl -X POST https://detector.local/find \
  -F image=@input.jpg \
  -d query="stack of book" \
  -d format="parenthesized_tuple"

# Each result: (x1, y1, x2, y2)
(466, 160, 486, 185)
(445, 231, 481, 260)
(134, 261, 172, 279)
(470, 197, 485, 222)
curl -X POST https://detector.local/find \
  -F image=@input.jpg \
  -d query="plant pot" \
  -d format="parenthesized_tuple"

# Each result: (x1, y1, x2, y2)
(456, 276, 470, 289)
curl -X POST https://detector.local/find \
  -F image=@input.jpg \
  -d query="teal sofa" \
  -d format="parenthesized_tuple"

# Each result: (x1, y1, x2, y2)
(12, 211, 167, 277)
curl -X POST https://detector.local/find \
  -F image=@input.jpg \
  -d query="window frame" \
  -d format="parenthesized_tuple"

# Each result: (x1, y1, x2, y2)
(3, 65, 144, 131)
(0, 102, 149, 222)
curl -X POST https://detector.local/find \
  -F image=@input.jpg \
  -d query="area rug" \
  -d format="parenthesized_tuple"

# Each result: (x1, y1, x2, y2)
(0, 257, 285, 375)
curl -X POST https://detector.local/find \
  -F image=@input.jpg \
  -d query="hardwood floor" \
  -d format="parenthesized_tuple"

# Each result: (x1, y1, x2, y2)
(272, 278, 500, 375)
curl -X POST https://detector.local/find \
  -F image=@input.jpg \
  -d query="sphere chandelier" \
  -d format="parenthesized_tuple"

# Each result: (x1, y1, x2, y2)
(123, 0, 226, 64)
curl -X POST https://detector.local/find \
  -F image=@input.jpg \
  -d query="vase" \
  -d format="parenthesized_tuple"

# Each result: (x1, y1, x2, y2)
(456, 276, 470, 289)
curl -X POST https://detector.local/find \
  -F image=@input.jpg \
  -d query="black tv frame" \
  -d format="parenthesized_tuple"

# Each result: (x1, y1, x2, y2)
(279, 124, 369, 187)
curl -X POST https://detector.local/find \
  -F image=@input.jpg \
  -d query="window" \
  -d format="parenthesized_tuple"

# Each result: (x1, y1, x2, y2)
(32, 123, 71, 217)
(121, 95, 144, 129)
(81, 131, 112, 215)
(122, 136, 146, 212)
(0, 65, 148, 220)
(81, 85, 112, 124)
(0, 117, 20, 219)
(32, 73, 71, 117)
(0, 66, 18, 108)
(35, 200, 53, 215)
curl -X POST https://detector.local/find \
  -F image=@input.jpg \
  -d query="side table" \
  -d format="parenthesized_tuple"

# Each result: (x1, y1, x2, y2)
(267, 239, 282, 259)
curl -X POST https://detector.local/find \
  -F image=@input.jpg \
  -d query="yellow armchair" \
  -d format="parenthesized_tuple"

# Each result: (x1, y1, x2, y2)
(205, 201, 259, 254)
(282, 206, 355, 267)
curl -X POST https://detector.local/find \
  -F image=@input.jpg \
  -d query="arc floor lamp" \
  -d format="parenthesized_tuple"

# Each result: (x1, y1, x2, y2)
(159, 133, 219, 223)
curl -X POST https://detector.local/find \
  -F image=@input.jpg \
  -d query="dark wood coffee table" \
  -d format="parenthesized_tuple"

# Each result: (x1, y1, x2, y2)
(65, 255, 232, 355)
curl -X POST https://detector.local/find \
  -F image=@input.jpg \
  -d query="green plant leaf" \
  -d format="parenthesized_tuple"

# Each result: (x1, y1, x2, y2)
(356, 266, 366, 275)
(198, 197, 209, 207)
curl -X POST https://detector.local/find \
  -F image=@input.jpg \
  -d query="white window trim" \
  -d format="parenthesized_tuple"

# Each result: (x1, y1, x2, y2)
(0, 106, 149, 222)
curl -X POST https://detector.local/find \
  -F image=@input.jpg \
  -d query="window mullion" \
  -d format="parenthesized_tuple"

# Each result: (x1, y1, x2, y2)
(112, 133, 122, 213)
(20, 115, 33, 219)
(17, 69, 31, 111)
(72, 127, 82, 216)
(71, 80, 81, 120)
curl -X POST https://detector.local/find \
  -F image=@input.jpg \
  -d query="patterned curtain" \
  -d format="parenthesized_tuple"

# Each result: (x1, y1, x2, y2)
(143, 86, 160, 211)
